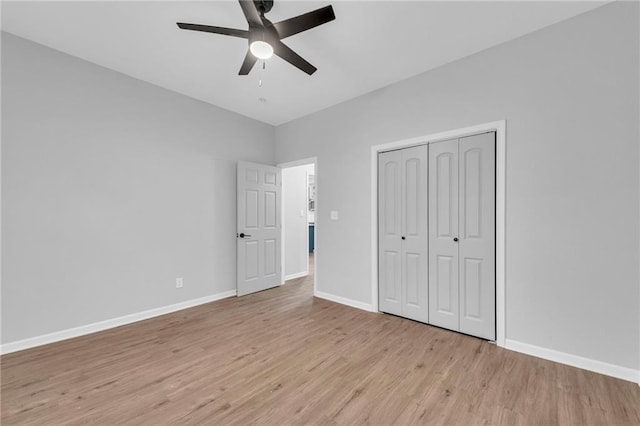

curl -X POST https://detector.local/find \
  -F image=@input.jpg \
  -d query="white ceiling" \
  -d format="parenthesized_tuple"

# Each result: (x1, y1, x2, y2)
(2, 1, 606, 125)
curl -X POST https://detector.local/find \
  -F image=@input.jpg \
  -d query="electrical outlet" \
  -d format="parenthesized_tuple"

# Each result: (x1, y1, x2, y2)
(176, 277, 183, 289)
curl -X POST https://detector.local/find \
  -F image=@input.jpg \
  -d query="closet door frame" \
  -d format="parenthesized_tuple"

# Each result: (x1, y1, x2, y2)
(370, 120, 506, 347)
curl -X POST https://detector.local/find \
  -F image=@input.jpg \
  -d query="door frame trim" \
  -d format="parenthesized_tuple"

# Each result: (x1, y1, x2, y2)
(370, 120, 506, 347)
(277, 157, 318, 297)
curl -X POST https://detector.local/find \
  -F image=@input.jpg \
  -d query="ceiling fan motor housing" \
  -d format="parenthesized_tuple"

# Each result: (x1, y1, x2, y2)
(254, 0, 274, 15)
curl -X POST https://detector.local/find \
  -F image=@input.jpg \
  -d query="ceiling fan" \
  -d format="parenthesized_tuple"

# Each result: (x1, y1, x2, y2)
(177, 0, 335, 76)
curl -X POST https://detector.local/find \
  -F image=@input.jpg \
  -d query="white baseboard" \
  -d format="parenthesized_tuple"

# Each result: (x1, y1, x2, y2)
(314, 290, 377, 313)
(505, 339, 640, 384)
(0, 290, 237, 355)
(284, 271, 308, 281)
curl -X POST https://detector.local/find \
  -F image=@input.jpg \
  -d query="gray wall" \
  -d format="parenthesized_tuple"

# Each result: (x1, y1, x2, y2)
(1, 33, 275, 343)
(275, 2, 639, 370)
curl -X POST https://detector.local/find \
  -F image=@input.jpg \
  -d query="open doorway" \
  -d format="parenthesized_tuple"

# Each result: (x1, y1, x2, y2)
(280, 159, 316, 289)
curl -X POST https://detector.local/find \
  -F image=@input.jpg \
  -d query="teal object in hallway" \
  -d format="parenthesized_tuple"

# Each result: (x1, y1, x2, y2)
(308, 224, 315, 253)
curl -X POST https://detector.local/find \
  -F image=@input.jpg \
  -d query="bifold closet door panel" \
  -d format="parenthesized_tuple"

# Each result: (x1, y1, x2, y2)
(459, 133, 496, 340)
(378, 146, 428, 322)
(378, 150, 403, 316)
(428, 138, 460, 331)
(401, 145, 428, 323)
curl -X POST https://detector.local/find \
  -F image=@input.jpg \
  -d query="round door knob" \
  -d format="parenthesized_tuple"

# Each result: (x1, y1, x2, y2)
(401, 236, 406, 240)
(453, 237, 459, 242)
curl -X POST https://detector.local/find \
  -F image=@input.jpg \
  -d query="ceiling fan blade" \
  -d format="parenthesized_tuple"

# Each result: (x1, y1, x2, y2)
(177, 23, 248, 38)
(273, 41, 317, 75)
(238, 0, 263, 28)
(239, 50, 258, 75)
(273, 5, 335, 39)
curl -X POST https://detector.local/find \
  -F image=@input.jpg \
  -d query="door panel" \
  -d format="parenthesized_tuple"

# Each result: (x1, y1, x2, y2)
(237, 161, 281, 296)
(245, 190, 259, 228)
(378, 151, 402, 315)
(264, 191, 277, 228)
(404, 158, 419, 236)
(400, 145, 428, 322)
(383, 251, 400, 302)
(462, 148, 482, 239)
(246, 168, 258, 183)
(436, 153, 455, 238)
(461, 258, 482, 318)
(405, 253, 420, 306)
(264, 239, 277, 277)
(245, 240, 259, 280)
(264, 171, 277, 185)
(378, 146, 428, 321)
(459, 132, 495, 339)
(384, 162, 399, 235)
(436, 255, 456, 313)
(429, 138, 459, 331)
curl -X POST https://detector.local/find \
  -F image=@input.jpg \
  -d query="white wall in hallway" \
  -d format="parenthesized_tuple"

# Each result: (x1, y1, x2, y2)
(283, 164, 314, 280)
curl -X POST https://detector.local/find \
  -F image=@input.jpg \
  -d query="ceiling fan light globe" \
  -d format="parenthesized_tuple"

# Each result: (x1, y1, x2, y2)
(250, 41, 274, 60)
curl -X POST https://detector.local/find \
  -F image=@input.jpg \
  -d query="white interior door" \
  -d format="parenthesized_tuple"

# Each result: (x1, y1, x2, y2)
(379, 145, 428, 322)
(378, 150, 402, 316)
(400, 145, 429, 322)
(428, 138, 460, 331)
(237, 161, 281, 296)
(459, 133, 495, 339)
(428, 133, 496, 340)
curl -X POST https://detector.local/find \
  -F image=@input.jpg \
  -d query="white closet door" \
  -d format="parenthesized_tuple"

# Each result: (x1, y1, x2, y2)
(459, 133, 495, 340)
(428, 133, 496, 340)
(428, 138, 460, 331)
(378, 150, 403, 316)
(378, 146, 428, 322)
(400, 145, 428, 322)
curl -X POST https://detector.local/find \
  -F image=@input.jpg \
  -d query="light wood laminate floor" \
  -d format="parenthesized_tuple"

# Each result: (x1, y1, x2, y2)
(2, 256, 640, 425)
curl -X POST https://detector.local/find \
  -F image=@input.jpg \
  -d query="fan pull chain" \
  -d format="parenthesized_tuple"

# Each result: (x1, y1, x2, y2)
(258, 60, 266, 88)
